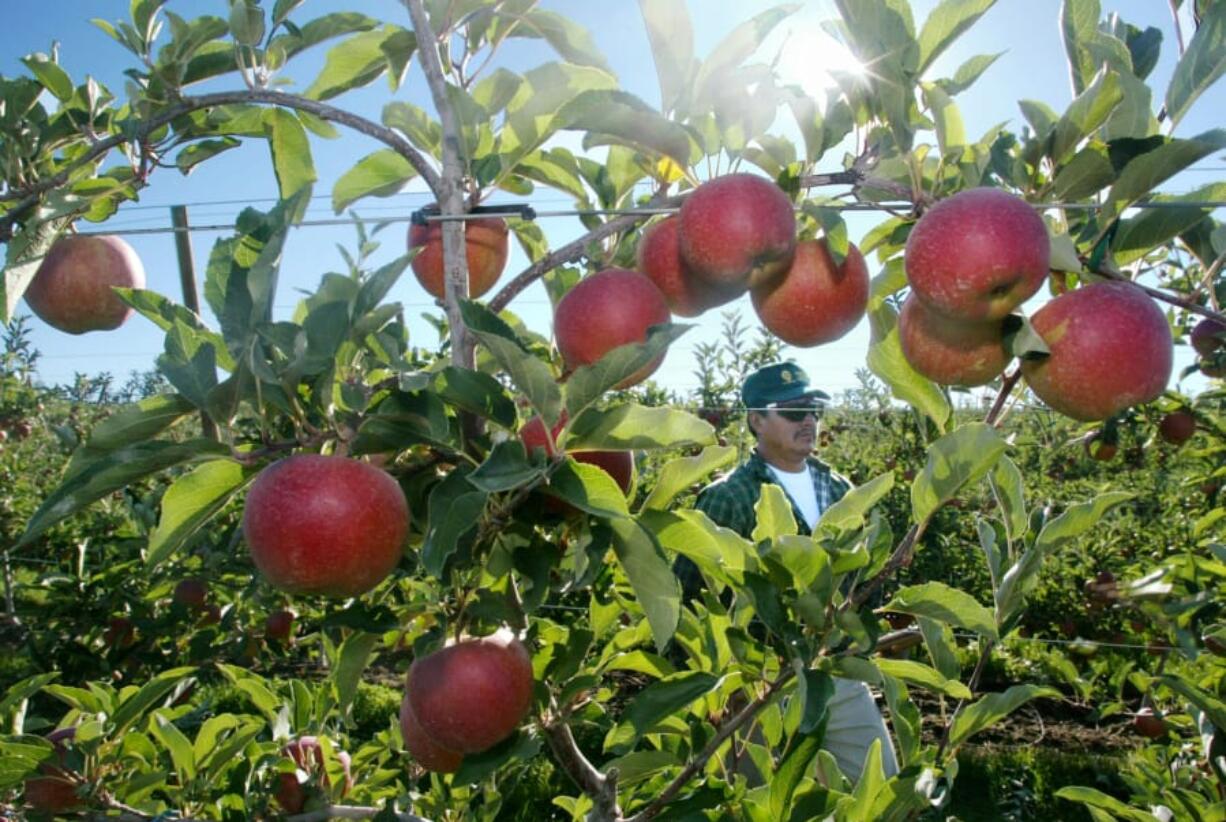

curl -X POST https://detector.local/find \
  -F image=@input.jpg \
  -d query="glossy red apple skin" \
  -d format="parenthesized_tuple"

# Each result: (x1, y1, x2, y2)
(898, 293, 1011, 386)
(751, 239, 869, 347)
(1190, 316, 1226, 357)
(1158, 410, 1196, 445)
(406, 630, 535, 754)
(679, 173, 796, 291)
(1132, 708, 1166, 738)
(264, 609, 296, 643)
(904, 188, 1050, 321)
(408, 216, 509, 299)
(553, 268, 671, 388)
(400, 694, 464, 773)
(25, 234, 146, 334)
(243, 455, 409, 597)
(519, 414, 634, 495)
(638, 217, 739, 317)
(1020, 282, 1172, 422)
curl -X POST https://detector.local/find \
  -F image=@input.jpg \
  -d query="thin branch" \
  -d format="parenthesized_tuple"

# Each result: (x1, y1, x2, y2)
(622, 668, 795, 822)
(1, 89, 441, 244)
(985, 368, 1022, 428)
(848, 522, 924, 610)
(933, 637, 996, 762)
(541, 713, 621, 821)
(1089, 263, 1226, 323)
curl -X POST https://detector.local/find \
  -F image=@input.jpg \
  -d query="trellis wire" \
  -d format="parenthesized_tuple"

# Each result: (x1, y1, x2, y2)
(70, 198, 1226, 238)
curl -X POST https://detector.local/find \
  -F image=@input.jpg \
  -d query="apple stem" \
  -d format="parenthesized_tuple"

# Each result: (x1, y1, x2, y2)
(985, 368, 1023, 428)
(933, 637, 998, 763)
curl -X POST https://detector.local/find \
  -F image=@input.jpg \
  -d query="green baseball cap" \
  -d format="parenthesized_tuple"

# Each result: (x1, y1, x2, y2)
(741, 362, 830, 411)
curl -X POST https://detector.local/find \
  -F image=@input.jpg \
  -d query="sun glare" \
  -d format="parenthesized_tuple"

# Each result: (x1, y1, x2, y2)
(774, 21, 866, 99)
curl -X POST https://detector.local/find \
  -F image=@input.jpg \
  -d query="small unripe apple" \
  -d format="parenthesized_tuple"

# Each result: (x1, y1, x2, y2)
(904, 188, 1049, 321)
(1021, 282, 1172, 421)
(243, 455, 409, 597)
(679, 173, 796, 291)
(553, 268, 671, 388)
(1190, 316, 1226, 357)
(264, 609, 296, 643)
(173, 578, 208, 611)
(751, 239, 869, 347)
(1158, 410, 1196, 445)
(406, 629, 534, 754)
(400, 694, 464, 773)
(24, 234, 146, 334)
(408, 215, 509, 300)
(1133, 707, 1166, 738)
(638, 216, 739, 317)
(897, 293, 1011, 386)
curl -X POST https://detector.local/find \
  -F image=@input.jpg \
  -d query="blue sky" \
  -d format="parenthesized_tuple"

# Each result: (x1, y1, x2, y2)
(2, 1, 1222, 401)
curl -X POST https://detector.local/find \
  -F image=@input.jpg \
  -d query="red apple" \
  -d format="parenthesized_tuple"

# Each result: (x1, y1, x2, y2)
(408, 215, 509, 300)
(282, 737, 353, 796)
(1202, 355, 1226, 378)
(24, 234, 146, 334)
(406, 629, 535, 754)
(1190, 316, 1226, 356)
(679, 173, 797, 291)
(519, 414, 634, 495)
(1158, 410, 1196, 445)
(751, 239, 869, 347)
(173, 578, 208, 611)
(897, 293, 1011, 386)
(274, 771, 306, 814)
(1084, 433, 1117, 461)
(637, 216, 738, 316)
(199, 603, 222, 626)
(400, 694, 464, 773)
(1021, 282, 1173, 421)
(102, 616, 134, 649)
(243, 455, 409, 597)
(553, 268, 671, 388)
(1133, 707, 1166, 738)
(264, 609, 296, 643)
(904, 188, 1050, 321)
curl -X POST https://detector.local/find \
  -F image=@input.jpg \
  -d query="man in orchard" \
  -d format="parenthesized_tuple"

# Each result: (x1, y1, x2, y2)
(678, 361, 899, 781)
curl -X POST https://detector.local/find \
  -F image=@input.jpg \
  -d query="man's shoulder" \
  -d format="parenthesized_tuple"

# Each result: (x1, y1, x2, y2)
(806, 456, 853, 493)
(701, 455, 768, 496)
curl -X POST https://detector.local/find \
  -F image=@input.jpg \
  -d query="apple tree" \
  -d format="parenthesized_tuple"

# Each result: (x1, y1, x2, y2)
(1, 0, 1225, 819)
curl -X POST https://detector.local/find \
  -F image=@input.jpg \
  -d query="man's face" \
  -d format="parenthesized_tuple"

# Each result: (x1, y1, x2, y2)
(751, 401, 822, 467)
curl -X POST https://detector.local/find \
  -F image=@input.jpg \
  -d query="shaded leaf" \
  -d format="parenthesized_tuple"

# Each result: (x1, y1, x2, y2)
(883, 581, 998, 640)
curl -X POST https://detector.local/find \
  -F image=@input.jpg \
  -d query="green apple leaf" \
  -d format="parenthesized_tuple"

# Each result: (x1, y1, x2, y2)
(1103, 129, 1226, 223)
(1050, 66, 1123, 164)
(1054, 787, 1164, 822)
(563, 323, 690, 419)
(263, 108, 316, 200)
(332, 149, 418, 213)
(639, 445, 736, 512)
(883, 581, 998, 641)
(147, 459, 255, 569)
(917, 0, 995, 76)
(911, 423, 1006, 523)
(547, 460, 629, 518)
(640, 509, 758, 588)
(817, 472, 894, 532)
(1165, 1, 1226, 130)
(875, 659, 972, 699)
(603, 671, 718, 754)
(948, 684, 1059, 749)
(639, 0, 694, 115)
(753, 484, 798, 543)
(565, 404, 713, 452)
(867, 287, 952, 433)
(460, 300, 562, 428)
(609, 518, 680, 653)
(468, 441, 545, 493)
(431, 366, 517, 429)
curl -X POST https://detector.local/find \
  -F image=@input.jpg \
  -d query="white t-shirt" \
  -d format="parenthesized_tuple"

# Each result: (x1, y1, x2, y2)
(766, 463, 819, 530)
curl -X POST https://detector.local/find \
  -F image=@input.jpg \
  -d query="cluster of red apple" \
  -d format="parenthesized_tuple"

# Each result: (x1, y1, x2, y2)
(899, 187, 1174, 422)
(399, 629, 535, 774)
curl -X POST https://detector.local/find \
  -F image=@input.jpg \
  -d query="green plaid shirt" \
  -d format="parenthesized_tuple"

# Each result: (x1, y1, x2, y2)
(677, 450, 852, 598)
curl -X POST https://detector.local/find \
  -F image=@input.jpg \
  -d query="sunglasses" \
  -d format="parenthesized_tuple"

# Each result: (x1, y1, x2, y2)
(769, 402, 824, 422)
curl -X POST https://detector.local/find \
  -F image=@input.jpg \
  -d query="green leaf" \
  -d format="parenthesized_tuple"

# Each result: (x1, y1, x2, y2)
(1113, 182, 1226, 265)
(229, 0, 265, 46)
(518, 9, 610, 72)
(603, 670, 718, 753)
(1050, 67, 1123, 164)
(564, 324, 689, 419)
(21, 54, 73, 101)
(921, 81, 966, 157)
(332, 632, 378, 719)
(383, 100, 441, 156)
(304, 25, 411, 100)
(640, 446, 736, 512)
(609, 518, 680, 653)
(500, 62, 618, 174)
(600, 749, 682, 786)
(147, 460, 253, 569)
(867, 294, 951, 433)
(883, 581, 998, 640)
(818, 472, 894, 531)
(460, 301, 562, 428)
(1053, 787, 1161, 822)
(796, 667, 835, 735)
(331, 149, 417, 213)
(752, 484, 798, 543)
(561, 89, 693, 165)
(1158, 675, 1226, 734)
(1165, 1, 1226, 130)
(432, 366, 517, 429)
(911, 423, 1006, 523)
(0, 673, 59, 726)
(566, 404, 713, 452)
(1103, 129, 1226, 223)
(421, 472, 485, 578)
(919, 616, 960, 680)
(1060, 0, 1131, 96)
(948, 684, 1059, 749)
(917, 0, 995, 76)
(876, 659, 972, 699)
(770, 721, 825, 819)
(176, 137, 242, 174)
(1052, 144, 1116, 200)
(263, 108, 316, 199)
(988, 456, 1027, 544)
(468, 441, 544, 493)
(694, 5, 798, 109)
(549, 460, 630, 519)
(640, 509, 758, 589)
(21, 439, 229, 546)
(638, 0, 694, 114)
(151, 713, 196, 783)
(112, 667, 197, 737)
(69, 393, 197, 465)
(938, 51, 1003, 95)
